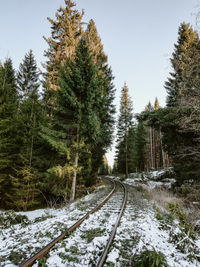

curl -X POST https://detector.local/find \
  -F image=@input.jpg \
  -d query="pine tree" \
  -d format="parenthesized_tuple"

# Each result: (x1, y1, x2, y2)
(165, 23, 199, 107)
(135, 121, 146, 171)
(116, 82, 133, 177)
(85, 19, 108, 68)
(42, 39, 103, 201)
(154, 97, 160, 110)
(83, 19, 115, 185)
(127, 126, 137, 173)
(6, 51, 44, 210)
(174, 37, 200, 182)
(0, 58, 21, 208)
(17, 50, 40, 99)
(44, 0, 84, 92)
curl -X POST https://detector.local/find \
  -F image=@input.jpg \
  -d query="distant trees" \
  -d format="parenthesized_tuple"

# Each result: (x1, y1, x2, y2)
(140, 23, 200, 184)
(115, 83, 133, 177)
(115, 97, 169, 176)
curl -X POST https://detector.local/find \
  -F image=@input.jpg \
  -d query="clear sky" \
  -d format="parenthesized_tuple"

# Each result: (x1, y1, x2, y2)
(0, 0, 199, 166)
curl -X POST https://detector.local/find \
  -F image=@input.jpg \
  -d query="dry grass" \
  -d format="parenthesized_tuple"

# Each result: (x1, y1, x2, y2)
(149, 188, 183, 209)
(148, 187, 200, 228)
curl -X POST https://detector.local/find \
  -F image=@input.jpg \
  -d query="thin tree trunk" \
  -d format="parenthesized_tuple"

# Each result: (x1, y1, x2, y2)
(70, 128, 79, 202)
(70, 152, 79, 201)
(29, 114, 35, 168)
(125, 133, 128, 178)
(160, 130, 166, 168)
(152, 127, 155, 169)
(29, 100, 35, 167)
(150, 127, 153, 169)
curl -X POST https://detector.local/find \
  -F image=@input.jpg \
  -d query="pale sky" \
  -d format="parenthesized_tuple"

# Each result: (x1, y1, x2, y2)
(0, 0, 199, 166)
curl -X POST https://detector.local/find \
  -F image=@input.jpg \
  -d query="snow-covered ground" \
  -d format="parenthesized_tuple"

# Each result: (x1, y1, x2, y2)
(123, 168, 176, 190)
(105, 186, 200, 267)
(0, 182, 113, 266)
(37, 183, 124, 266)
(0, 172, 199, 267)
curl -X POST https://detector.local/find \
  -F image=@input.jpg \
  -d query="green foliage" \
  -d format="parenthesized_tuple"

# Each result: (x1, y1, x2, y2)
(9, 251, 22, 265)
(155, 208, 174, 230)
(80, 228, 105, 243)
(37, 257, 48, 267)
(17, 49, 40, 99)
(116, 83, 133, 176)
(0, 210, 29, 228)
(132, 249, 168, 267)
(0, 58, 21, 208)
(0, 2, 115, 210)
(135, 121, 147, 171)
(155, 203, 199, 258)
(165, 23, 199, 107)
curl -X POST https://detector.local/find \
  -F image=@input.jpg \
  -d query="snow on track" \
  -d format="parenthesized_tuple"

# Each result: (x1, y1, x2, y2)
(0, 182, 113, 267)
(105, 186, 200, 267)
(39, 183, 125, 266)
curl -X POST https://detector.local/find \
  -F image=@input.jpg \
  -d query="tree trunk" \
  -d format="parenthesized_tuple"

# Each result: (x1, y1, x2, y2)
(150, 127, 153, 169)
(29, 100, 35, 167)
(70, 128, 80, 202)
(160, 130, 166, 168)
(125, 133, 128, 178)
(70, 152, 79, 202)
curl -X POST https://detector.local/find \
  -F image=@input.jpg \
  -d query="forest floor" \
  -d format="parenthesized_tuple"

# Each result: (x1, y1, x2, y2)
(0, 170, 200, 266)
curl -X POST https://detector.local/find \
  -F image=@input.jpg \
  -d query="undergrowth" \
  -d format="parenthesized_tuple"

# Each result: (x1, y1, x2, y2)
(132, 248, 168, 267)
(0, 210, 29, 228)
(155, 203, 199, 261)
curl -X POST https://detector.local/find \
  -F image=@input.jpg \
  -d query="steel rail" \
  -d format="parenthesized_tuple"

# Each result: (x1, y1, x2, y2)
(96, 179, 127, 267)
(20, 177, 116, 267)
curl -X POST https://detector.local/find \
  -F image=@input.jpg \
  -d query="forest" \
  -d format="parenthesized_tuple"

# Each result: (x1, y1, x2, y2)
(0, 0, 199, 211)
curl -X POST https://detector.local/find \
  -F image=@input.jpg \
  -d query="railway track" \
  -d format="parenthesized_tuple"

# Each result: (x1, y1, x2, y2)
(20, 177, 127, 267)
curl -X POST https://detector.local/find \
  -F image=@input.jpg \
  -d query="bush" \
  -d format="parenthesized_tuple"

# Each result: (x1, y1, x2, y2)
(132, 249, 168, 267)
(0, 210, 29, 228)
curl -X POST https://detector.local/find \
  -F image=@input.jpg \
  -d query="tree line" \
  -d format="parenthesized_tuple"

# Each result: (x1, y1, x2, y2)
(1, 1, 199, 210)
(0, 0, 115, 210)
(115, 22, 200, 186)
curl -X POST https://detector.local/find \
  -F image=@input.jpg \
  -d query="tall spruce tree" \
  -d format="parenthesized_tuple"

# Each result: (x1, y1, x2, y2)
(83, 19, 115, 184)
(165, 23, 199, 107)
(116, 82, 133, 177)
(11, 51, 46, 210)
(127, 126, 137, 173)
(43, 1, 115, 191)
(44, 0, 84, 92)
(85, 19, 108, 68)
(42, 39, 104, 201)
(17, 50, 40, 99)
(135, 121, 146, 172)
(0, 59, 21, 208)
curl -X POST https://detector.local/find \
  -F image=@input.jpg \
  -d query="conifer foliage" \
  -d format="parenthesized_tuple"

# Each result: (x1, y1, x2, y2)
(44, 0, 84, 92)
(116, 83, 133, 177)
(165, 23, 199, 107)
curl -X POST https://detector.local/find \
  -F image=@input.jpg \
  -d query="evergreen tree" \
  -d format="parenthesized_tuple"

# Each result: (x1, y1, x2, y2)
(42, 39, 104, 201)
(127, 126, 137, 173)
(135, 121, 146, 171)
(84, 19, 115, 185)
(165, 23, 199, 107)
(154, 97, 160, 110)
(44, 0, 84, 92)
(44, 3, 115, 187)
(17, 50, 40, 99)
(85, 19, 108, 68)
(116, 82, 133, 177)
(6, 51, 45, 210)
(0, 59, 21, 208)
